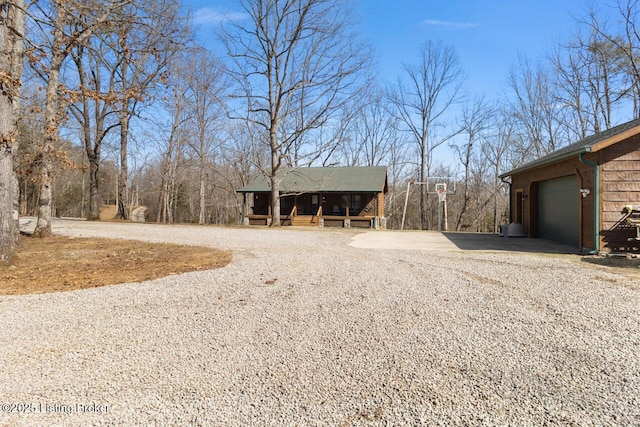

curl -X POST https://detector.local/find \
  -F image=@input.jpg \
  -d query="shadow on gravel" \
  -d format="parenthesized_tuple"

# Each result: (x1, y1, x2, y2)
(581, 255, 640, 270)
(442, 232, 579, 254)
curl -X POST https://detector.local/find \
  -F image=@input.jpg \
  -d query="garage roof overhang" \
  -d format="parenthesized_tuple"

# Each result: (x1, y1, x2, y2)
(499, 118, 640, 178)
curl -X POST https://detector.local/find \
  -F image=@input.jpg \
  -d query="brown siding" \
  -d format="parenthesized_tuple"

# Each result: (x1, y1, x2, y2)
(602, 181, 640, 192)
(603, 160, 640, 170)
(598, 136, 640, 252)
(377, 192, 385, 217)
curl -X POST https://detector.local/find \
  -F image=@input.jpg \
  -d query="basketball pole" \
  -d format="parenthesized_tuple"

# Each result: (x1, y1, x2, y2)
(444, 195, 448, 231)
(436, 191, 442, 232)
(400, 181, 411, 231)
(436, 189, 448, 232)
(401, 181, 430, 230)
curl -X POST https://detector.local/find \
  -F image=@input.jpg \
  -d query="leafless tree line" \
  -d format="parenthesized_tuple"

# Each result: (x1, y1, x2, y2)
(3, 0, 640, 264)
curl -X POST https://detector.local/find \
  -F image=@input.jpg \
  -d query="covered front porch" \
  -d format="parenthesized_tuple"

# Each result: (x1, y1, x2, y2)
(236, 166, 388, 229)
(243, 192, 384, 228)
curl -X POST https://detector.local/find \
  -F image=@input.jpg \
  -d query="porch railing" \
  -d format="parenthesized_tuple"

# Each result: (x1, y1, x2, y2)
(313, 206, 322, 222)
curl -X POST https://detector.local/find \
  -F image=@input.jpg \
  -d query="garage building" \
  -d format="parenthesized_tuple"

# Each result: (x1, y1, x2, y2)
(500, 118, 640, 253)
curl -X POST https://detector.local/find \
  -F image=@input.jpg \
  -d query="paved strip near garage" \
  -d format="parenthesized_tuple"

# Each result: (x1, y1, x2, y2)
(349, 230, 578, 254)
(349, 230, 460, 251)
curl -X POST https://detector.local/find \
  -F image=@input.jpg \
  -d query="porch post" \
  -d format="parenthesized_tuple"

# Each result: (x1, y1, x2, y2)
(373, 192, 378, 229)
(241, 193, 246, 225)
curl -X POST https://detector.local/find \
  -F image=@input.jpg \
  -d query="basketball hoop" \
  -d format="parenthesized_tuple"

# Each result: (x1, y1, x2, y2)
(435, 182, 447, 203)
(401, 176, 455, 231)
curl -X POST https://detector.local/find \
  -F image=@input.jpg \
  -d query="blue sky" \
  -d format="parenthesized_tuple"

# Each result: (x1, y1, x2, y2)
(356, 0, 592, 97)
(183, 0, 593, 170)
(185, 0, 591, 99)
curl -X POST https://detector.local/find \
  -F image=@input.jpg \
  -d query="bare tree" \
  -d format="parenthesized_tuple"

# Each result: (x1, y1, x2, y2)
(452, 97, 493, 231)
(389, 40, 465, 229)
(382, 136, 410, 230)
(113, 0, 188, 220)
(507, 55, 562, 163)
(351, 89, 400, 167)
(221, 0, 370, 226)
(551, 46, 591, 140)
(553, 25, 627, 140)
(584, 1, 640, 119)
(0, 0, 25, 265)
(67, 38, 120, 220)
(183, 48, 227, 224)
(154, 59, 191, 223)
(482, 108, 515, 232)
(30, 0, 131, 237)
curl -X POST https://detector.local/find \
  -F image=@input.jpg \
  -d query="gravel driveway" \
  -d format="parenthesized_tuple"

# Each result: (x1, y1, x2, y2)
(1, 219, 639, 426)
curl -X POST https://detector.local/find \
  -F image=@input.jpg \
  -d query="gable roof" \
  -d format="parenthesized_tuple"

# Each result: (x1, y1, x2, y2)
(236, 166, 388, 193)
(500, 118, 640, 178)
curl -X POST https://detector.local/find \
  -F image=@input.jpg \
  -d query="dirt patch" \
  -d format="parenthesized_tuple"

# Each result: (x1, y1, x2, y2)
(99, 205, 117, 220)
(0, 235, 231, 295)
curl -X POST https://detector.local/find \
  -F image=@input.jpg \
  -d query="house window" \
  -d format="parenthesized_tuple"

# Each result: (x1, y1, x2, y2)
(351, 194, 361, 213)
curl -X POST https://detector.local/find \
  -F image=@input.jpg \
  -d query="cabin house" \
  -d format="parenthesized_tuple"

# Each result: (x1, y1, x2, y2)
(500, 118, 640, 253)
(236, 166, 388, 228)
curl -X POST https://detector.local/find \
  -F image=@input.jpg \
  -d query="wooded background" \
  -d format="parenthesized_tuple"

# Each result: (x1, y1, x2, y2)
(6, 0, 640, 247)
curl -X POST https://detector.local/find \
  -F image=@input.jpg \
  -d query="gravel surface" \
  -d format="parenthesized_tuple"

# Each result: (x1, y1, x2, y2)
(1, 219, 639, 426)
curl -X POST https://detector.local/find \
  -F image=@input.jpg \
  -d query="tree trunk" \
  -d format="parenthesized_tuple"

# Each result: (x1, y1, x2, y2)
(116, 113, 129, 220)
(199, 165, 206, 224)
(270, 175, 280, 227)
(33, 154, 53, 238)
(419, 142, 426, 230)
(0, 101, 13, 264)
(455, 135, 472, 231)
(156, 126, 177, 223)
(156, 174, 167, 223)
(10, 0, 23, 247)
(12, 171, 19, 239)
(1, 0, 24, 264)
(0, 145, 14, 265)
(166, 147, 180, 224)
(269, 162, 281, 226)
(270, 125, 281, 227)
(34, 6, 66, 238)
(87, 154, 100, 220)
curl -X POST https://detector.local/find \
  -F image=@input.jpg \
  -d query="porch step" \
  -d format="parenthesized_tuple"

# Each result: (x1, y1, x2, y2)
(291, 215, 319, 226)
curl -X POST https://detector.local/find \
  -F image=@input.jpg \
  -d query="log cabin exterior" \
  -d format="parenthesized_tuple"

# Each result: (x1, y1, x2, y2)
(500, 118, 640, 253)
(236, 166, 388, 229)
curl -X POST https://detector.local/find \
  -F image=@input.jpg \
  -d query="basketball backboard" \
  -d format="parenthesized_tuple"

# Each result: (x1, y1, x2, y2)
(426, 176, 456, 194)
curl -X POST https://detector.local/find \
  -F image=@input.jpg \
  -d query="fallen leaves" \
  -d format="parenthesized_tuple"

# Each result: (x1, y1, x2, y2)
(0, 235, 231, 295)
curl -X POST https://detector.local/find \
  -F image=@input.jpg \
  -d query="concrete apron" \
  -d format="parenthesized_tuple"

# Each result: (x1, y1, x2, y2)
(349, 230, 578, 254)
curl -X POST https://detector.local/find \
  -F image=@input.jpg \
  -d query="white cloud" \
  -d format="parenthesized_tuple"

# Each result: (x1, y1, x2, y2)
(193, 7, 248, 25)
(423, 19, 479, 29)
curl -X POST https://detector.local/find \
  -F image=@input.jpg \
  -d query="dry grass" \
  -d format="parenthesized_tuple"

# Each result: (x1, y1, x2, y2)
(0, 235, 231, 296)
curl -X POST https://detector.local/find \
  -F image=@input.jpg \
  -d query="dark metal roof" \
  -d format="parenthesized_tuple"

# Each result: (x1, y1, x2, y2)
(500, 118, 640, 178)
(236, 166, 388, 193)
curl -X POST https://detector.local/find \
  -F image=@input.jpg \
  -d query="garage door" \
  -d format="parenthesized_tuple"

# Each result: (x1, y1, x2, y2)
(537, 175, 579, 247)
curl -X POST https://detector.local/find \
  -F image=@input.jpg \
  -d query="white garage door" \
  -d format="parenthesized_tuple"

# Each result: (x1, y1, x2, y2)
(537, 175, 579, 247)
